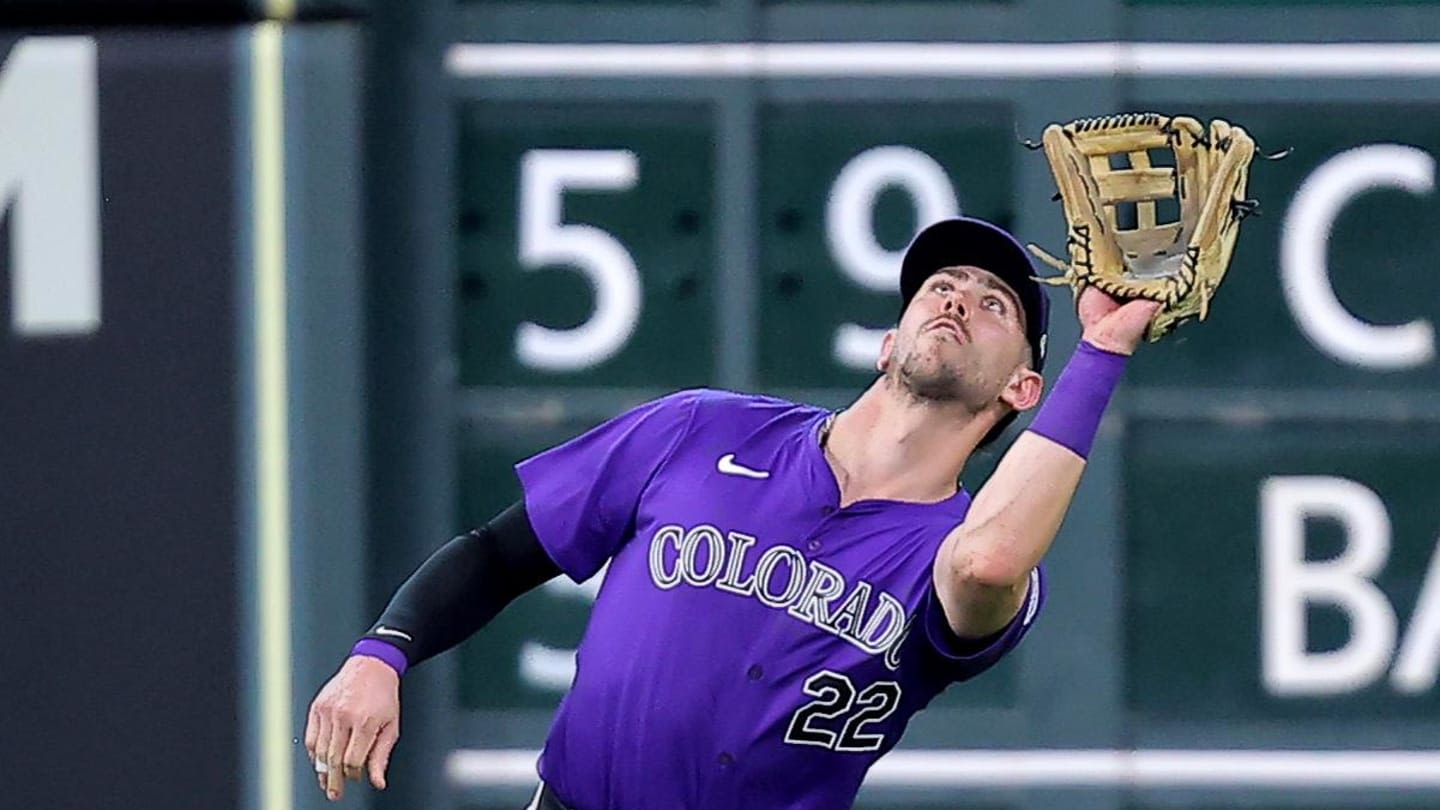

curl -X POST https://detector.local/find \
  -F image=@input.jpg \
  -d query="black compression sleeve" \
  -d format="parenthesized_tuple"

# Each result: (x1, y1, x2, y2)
(358, 501, 560, 669)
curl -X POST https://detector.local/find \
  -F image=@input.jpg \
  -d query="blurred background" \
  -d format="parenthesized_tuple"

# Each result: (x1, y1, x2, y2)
(3, 1, 1439, 809)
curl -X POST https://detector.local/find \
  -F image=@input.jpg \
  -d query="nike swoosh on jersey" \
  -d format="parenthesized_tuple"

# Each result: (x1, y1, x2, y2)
(717, 453, 770, 479)
(374, 625, 413, 642)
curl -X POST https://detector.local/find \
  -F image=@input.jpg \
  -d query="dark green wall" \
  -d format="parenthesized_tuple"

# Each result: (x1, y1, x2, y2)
(435, 3, 1440, 810)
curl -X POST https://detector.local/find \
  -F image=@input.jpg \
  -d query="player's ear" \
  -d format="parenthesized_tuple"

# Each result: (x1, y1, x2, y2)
(875, 329, 898, 373)
(1000, 367, 1043, 412)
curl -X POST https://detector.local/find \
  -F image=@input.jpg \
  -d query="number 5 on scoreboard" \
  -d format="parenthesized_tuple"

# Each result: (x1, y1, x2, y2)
(516, 149, 641, 372)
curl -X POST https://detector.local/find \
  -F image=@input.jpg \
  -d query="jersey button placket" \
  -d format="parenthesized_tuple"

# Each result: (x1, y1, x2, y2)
(807, 504, 835, 551)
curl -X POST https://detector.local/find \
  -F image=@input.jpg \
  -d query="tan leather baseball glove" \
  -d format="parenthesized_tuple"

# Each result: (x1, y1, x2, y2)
(1027, 113, 1259, 341)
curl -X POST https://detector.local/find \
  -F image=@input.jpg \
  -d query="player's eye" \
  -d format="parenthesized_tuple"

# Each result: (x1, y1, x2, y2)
(983, 295, 1006, 314)
(932, 279, 954, 293)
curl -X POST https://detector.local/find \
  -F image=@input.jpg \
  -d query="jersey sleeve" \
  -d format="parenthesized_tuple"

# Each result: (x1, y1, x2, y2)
(920, 565, 1045, 682)
(515, 390, 701, 582)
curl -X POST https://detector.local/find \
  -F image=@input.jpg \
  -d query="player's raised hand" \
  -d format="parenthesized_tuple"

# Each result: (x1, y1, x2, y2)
(304, 656, 401, 801)
(1075, 285, 1163, 356)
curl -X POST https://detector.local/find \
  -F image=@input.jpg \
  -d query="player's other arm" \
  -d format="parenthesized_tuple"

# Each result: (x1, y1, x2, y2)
(354, 501, 559, 667)
(304, 390, 698, 801)
(305, 502, 557, 800)
(933, 290, 1161, 639)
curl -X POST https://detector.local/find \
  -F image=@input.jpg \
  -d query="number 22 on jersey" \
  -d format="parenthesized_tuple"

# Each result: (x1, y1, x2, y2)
(783, 670, 902, 752)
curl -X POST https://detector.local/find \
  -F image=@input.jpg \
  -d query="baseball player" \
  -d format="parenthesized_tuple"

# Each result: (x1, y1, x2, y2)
(305, 216, 1160, 808)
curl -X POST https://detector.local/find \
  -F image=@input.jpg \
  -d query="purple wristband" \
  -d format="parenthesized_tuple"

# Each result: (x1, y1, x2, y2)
(1026, 340, 1128, 459)
(350, 638, 408, 677)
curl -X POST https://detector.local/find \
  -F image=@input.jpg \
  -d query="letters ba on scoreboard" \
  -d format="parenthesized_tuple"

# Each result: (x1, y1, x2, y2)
(1123, 102, 1440, 389)
(1123, 420, 1440, 733)
(455, 102, 716, 388)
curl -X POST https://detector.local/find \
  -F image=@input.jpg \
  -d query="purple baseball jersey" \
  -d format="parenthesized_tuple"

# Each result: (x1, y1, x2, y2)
(516, 389, 1045, 810)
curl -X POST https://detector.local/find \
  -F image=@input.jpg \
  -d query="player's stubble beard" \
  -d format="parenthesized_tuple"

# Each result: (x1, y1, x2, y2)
(883, 326, 1009, 416)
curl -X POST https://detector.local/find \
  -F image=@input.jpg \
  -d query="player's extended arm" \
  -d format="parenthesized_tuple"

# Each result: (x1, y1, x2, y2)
(933, 289, 1161, 638)
(304, 502, 560, 801)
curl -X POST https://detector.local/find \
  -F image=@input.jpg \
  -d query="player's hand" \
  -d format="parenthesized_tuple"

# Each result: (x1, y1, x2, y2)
(304, 655, 401, 801)
(1076, 285, 1163, 356)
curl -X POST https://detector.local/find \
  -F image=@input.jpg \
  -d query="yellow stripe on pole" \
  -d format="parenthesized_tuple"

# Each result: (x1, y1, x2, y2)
(253, 20, 293, 810)
(265, 0, 297, 21)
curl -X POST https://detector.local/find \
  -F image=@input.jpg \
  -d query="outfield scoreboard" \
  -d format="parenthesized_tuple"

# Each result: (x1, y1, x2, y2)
(446, 2, 1440, 808)
(1123, 101, 1440, 749)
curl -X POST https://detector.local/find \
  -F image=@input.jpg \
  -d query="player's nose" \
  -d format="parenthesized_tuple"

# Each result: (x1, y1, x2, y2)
(943, 291, 968, 320)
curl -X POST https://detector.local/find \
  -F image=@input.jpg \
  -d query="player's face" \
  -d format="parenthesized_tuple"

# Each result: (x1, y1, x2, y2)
(880, 266, 1033, 413)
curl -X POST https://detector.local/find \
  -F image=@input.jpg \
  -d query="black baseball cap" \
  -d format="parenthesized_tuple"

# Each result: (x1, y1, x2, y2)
(899, 217, 1049, 373)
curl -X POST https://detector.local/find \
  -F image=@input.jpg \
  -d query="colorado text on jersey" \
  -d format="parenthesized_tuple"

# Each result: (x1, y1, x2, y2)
(646, 522, 909, 660)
